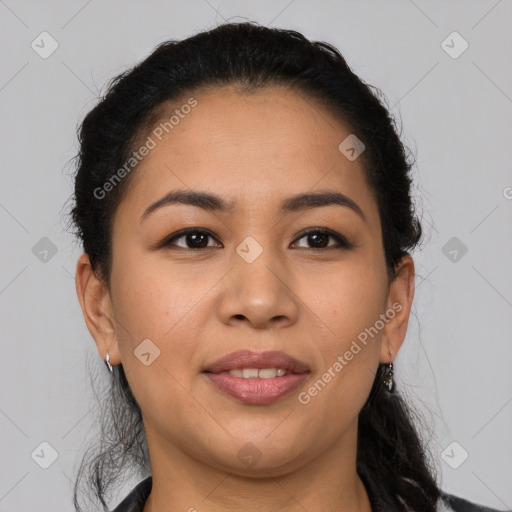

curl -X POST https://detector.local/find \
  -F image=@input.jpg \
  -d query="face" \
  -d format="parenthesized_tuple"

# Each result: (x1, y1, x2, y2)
(77, 85, 414, 478)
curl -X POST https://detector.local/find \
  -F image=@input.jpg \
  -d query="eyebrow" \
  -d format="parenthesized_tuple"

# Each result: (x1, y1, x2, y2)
(140, 189, 365, 222)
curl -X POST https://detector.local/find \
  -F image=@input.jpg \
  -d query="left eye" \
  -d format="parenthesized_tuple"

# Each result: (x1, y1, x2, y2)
(161, 228, 352, 250)
(292, 229, 352, 250)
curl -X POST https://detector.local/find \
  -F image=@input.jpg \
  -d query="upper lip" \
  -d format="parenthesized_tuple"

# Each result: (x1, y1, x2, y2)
(203, 350, 310, 374)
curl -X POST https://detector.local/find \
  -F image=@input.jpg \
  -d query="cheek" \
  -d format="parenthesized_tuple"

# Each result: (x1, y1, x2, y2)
(305, 254, 388, 345)
(109, 249, 232, 390)
(110, 249, 206, 340)
(109, 253, 213, 426)
(298, 257, 387, 405)
(297, 273, 384, 438)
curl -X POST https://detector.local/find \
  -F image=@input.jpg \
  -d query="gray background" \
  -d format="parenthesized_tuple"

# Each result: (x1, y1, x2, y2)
(1, 1, 511, 510)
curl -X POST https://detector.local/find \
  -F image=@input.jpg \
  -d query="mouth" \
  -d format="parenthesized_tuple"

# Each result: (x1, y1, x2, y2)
(202, 349, 311, 405)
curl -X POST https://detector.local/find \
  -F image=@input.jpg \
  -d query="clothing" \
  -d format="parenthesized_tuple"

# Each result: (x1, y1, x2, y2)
(111, 475, 509, 512)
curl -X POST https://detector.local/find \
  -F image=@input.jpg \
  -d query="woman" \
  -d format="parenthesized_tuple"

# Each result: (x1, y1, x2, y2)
(70, 22, 507, 512)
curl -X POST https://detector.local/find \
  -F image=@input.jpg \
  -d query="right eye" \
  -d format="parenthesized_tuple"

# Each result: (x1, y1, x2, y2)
(161, 228, 222, 250)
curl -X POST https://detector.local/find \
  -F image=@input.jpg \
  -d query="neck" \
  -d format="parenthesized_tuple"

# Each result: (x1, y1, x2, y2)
(142, 421, 372, 512)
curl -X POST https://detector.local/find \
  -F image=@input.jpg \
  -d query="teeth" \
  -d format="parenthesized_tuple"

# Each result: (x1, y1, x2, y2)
(257, 368, 277, 379)
(221, 368, 289, 378)
(242, 368, 260, 379)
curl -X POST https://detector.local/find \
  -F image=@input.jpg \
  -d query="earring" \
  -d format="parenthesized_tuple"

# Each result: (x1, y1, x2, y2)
(105, 352, 114, 373)
(384, 351, 395, 393)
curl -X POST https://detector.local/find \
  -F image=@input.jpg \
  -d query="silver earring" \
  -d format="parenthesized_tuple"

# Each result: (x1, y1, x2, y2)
(105, 352, 113, 373)
(384, 352, 395, 393)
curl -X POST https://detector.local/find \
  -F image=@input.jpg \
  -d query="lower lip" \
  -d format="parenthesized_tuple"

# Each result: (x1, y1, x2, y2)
(204, 372, 309, 405)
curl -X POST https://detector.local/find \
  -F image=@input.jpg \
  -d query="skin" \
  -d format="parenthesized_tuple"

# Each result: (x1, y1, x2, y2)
(75, 85, 415, 512)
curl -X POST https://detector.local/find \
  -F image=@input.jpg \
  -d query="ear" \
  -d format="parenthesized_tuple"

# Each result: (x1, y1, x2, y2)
(75, 253, 121, 366)
(379, 254, 415, 364)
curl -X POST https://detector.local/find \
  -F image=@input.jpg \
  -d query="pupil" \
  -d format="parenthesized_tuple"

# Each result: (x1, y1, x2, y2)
(189, 233, 207, 248)
(309, 233, 328, 248)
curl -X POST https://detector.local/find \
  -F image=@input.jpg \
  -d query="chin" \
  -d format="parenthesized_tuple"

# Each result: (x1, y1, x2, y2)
(202, 437, 312, 477)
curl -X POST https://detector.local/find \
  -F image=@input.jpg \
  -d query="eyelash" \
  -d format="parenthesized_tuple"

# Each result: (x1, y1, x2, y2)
(160, 228, 354, 251)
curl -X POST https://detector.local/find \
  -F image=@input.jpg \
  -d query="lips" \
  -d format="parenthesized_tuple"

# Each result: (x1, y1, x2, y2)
(202, 349, 310, 374)
(202, 349, 311, 405)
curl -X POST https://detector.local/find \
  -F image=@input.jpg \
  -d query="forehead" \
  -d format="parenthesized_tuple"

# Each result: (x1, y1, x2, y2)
(115, 85, 379, 225)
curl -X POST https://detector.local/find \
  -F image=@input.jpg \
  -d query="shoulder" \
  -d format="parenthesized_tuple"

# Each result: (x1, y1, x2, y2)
(438, 491, 511, 512)
(110, 476, 152, 512)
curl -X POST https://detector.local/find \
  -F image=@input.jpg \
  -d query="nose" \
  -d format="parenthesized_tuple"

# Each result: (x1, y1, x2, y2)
(216, 244, 300, 330)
